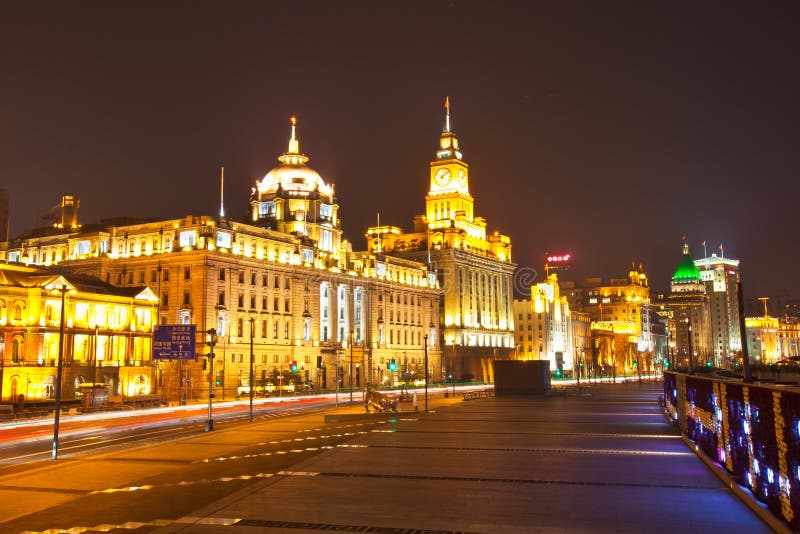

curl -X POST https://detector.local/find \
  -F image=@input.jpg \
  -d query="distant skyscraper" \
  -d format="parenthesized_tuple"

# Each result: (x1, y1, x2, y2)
(664, 240, 712, 368)
(694, 249, 742, 366)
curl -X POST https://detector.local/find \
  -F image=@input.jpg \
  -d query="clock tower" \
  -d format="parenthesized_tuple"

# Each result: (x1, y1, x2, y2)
(425, 99, 480, 237)
(367, 98, 516, 384)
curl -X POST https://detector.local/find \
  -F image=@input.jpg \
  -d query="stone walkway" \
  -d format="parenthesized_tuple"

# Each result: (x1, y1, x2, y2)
(152, 383, 773, 533)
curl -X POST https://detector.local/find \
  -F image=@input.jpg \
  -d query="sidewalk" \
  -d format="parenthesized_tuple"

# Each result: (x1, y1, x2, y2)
(153, 383, 772, 533)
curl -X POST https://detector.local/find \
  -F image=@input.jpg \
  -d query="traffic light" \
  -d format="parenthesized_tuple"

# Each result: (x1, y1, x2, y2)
(215, 370, 223, 387)
(706, 361, 712, 368)
(290, 360, 298, 372)
(389, 359, 397, 371)
(555, 369, 563, 378)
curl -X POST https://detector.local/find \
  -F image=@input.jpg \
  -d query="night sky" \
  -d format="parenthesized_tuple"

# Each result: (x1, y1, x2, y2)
(2, 1, 799, 297)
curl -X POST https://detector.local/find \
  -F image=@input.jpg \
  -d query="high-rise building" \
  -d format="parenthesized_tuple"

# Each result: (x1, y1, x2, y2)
(0, 119, 442, 401)
(693, 251, 741, 366)
(366, 101, 515, 383)
(661, 240, 712, 368)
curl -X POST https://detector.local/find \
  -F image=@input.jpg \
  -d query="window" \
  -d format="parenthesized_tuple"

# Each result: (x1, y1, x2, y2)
(150, 270, 158, 283)
(284, 299, 290, 312)
(274, 298, 279, 312)
(162, 292, 169, 306)
(262, 274, 268, 287)
(238, 271, 245, 284)
(284, 323, 289, 339)
(216, 231, 232, 249)
(163, 269, 169, 281)
(273, 321, 279, 338)
(139, 271, 145, 284)
(274, 275, 280, 289)
(76, 240, 91, 255)
(261, 321, 267, 338)
(262, 296, 267, 310)
(183, 290, 190, 306)
(250, 295, 256, 309)
(259, 201, 276, 217)
(238, 318, 243, 337)
(238, 294, 244, 308)
(251, 272, 256, 285)
(219, 268, 226, 281)
(179, 230, 197, 247)
(184, 267, 191, 280)
(285, 277, 290, 290)
(127, 271, 134, 284)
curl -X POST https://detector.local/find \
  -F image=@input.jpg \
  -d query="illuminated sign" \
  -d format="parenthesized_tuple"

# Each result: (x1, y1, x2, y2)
(546, 254, 571, 263)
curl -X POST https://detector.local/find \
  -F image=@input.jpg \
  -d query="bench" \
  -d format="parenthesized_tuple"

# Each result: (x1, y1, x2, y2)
(462, 389, 495, 401)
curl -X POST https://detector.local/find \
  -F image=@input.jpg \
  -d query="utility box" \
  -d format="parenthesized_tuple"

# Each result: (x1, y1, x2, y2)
(493, 360, 551, 396)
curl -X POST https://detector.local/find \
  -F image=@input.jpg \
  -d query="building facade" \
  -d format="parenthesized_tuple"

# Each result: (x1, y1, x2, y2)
(659, 241, 712, 369)
(694, 252, 742, 367)
(366, 104, 515, 383)
(0, 263, 158, 403)
(1, 120, 442, 401)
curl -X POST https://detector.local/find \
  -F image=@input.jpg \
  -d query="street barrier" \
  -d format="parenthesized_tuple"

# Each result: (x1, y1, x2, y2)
(665, 371, 800, 529)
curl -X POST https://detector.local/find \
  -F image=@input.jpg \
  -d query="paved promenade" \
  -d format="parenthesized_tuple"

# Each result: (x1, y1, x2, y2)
(0, 383, 775, 533)
(157, 383, 770, 533)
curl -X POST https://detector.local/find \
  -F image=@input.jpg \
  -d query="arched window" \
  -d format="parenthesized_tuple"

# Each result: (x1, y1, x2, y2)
(13, 302, 24, 322)
(11, 336, 24, 363)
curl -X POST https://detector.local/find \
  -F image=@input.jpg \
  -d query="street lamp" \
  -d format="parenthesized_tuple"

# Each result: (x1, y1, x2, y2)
(450, 338, 456, 398)
(349, 330, 354, 406)
(423, 333, 429, 412)
(206, 328, 216, 432)
(248, 316, 255, 422)
(52, 284, 69, 460)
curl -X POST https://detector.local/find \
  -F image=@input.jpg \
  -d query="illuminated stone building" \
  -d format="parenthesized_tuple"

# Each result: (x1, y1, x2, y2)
(0, 263, 158, 403)
(366, 102, 515, 383)
(1, 120, 442, 401)
(694, 251, 742, 366)
(745, 315, 780, 364)
(661, 240, 712, 368)
(513, 273, 592, 377)
(561, 264, 664, 375)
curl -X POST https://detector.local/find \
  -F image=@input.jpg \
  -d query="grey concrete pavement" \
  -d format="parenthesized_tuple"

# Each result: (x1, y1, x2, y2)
(155, 383, 773, 533)
(0, 383, 778, 533)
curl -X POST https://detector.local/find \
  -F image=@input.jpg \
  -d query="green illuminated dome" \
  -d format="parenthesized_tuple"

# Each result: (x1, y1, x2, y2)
(671, 242, 702, 284)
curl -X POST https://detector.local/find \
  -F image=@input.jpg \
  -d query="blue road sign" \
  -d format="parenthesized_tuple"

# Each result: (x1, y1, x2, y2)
(153, 324, 196, 360)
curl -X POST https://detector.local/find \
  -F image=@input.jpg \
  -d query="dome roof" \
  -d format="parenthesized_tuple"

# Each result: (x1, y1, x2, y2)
(671, 242, 702, 284)
(255, 117, 333, 197)
(258, 163, 330, 195)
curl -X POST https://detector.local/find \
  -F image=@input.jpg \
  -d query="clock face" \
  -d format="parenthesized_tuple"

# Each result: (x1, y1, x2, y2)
(433, 168, 452, 187)
(457, 169, 467, 188)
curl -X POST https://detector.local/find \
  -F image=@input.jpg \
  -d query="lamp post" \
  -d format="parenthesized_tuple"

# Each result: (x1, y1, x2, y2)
(205, 328, 216, 432)
(248, 317, 255, 422)
(737, 281, 753, 381)
(52, 284, 69, 460)
(423, 333, 429, 412)
(686, 317, 694, 374)
(450, 340, 456, 396)
(349, 330, 354, 406)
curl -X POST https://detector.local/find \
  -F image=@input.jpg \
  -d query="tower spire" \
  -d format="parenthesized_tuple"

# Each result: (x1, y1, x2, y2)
(444, 96, 450, 133)
(288, 116, 299, 154)
(219, 166, 225, 218)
